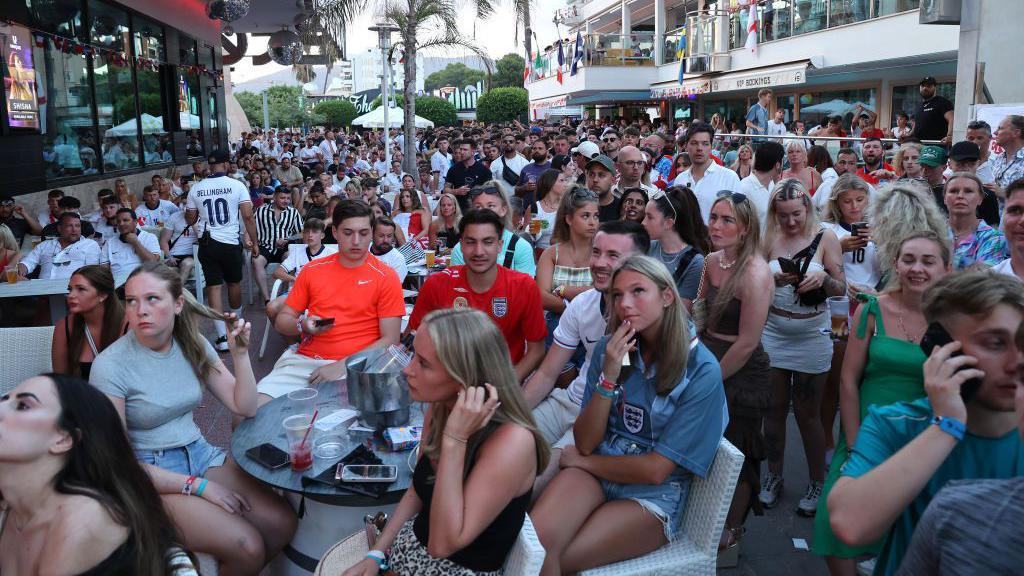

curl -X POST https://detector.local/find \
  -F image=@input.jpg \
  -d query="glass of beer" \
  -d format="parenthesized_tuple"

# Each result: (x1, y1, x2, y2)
(425, 250, 436, 267)
(5, 266, 18, 284)
(529, 218, 543, 236)
(827, 296, 850, 340)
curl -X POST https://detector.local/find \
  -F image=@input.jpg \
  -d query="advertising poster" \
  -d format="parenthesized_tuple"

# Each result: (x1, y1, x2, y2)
(1, 23, 40, 130)
(178, 73, 192, 129)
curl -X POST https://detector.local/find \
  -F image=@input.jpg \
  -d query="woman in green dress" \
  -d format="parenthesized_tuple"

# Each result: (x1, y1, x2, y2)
(813, 231, 952, 576)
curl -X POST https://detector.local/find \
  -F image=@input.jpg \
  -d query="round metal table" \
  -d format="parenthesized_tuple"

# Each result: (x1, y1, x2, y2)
(231, 379, 421, 574)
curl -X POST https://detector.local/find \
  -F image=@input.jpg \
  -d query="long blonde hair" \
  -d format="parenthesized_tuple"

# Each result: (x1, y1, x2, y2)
(419, 308, 550, 473)
(824, 173, 872, 224)
(893, 142, 923, 177)
(472, 179, 514, 230)
(126, 262, 233, 381)
(707, 194, 762, 329)
(870, 181, 950, 282)
(434, 192, 463, 227)
(0, 223, 17, 252)
(763, 178, 819, 256)
(607, 255, 690, 395)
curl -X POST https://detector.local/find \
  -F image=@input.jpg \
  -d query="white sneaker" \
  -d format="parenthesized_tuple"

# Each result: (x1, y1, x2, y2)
(214, 336, 230, 353)
(759, 473, 783, 508)
(797, 481, 822, 517)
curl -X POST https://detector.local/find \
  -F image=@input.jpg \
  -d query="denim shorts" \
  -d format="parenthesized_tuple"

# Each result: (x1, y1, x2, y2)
(597, 433, 690, 542)
(135, 436, 227, 477)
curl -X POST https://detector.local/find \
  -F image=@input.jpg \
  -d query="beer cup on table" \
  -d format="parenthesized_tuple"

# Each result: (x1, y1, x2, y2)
(5, 266, 18, 284)
(425, 250, 436, 267)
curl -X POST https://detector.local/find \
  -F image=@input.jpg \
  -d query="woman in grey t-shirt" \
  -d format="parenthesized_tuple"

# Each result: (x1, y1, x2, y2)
(91, 262, 296, 574)
(642, 186, 711, 303)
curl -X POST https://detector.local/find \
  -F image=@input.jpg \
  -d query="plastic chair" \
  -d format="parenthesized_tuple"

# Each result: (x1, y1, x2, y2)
(315, 515, 545, 576)
(0, 326, 55, 395)
(579, 439, 744, 576)
(258, 278, 288, 361)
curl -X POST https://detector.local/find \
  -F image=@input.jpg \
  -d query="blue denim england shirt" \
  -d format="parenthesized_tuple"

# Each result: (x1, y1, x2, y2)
(582, 330, 729, 481)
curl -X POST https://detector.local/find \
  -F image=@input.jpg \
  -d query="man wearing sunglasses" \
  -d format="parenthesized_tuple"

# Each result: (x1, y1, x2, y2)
(18, 212, 100, 280)
(406, 208, 546, 381)
(600, 129, 621, 161)
(491, 134, 529, 189)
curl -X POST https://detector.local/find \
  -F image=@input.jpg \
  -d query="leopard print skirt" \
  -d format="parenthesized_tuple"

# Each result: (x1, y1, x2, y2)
(386, 520, 503, 576)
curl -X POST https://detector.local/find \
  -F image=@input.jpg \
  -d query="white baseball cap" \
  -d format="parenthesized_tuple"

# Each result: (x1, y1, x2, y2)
(570, 140, 601, 159)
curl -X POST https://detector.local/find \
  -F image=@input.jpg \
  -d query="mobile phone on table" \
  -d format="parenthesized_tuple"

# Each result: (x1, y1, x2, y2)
(340, 464, 399, 483)
(919, 322, 982, 402)
(313, 317, 336, 328)
(850, 221, 868, 237)
(245, 443, 290, 469)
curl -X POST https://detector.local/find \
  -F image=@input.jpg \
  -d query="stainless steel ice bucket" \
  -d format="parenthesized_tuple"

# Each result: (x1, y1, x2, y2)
(345, 348, 411, 429)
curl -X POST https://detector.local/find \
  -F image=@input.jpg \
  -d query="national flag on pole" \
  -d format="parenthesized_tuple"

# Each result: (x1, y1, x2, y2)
(556, 40, 565, 84)
(677, 27, 687, 84)
(534, 51, 543, 78)
(744, 3, 758, 54)
(570, 31, 583, 76)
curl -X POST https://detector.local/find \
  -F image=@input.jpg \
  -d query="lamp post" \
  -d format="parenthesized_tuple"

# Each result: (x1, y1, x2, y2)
(369, 22, 400, 167)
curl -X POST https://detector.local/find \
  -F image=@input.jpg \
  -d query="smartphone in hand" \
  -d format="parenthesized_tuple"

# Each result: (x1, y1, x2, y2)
(313, 317, 336, 328)
(920, 322, 982, 402)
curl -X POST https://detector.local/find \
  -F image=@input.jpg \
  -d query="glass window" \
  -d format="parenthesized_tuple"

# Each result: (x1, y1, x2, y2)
(27, 0, 83, 38)
(88, 0, 129, 53)
(891, 82, 955, 129)
(198, 43, 213, 68)
(704, 98, 749, 134)
(207, 88, 220, 152)
(793, 0, 827, 34)
(33, 40, 99, 178)
(830, 0, 871, 27)
(776, 94, 795, 124)
(798, 87, 877, 131)
(179, 33, 197, 66)
(875, 0, 920, 18)
(763, 1, 793, 42)
(178, 71, 203, 157)
(132, 15, 165, 61)
(136, 66, 171, 165)
(93, 53, 140, 172)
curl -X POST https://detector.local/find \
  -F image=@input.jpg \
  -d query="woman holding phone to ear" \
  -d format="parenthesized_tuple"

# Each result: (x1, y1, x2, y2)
(343, 308, 548, 576)
(531, 256, 727, 574)
(812, 231, 951, 574)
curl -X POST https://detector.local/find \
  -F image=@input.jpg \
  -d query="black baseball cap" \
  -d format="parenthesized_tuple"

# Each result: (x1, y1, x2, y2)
(551, 154, 571, 171)
(208, 149, 230, 164)
(919, 76, 937, 86)
(950, 141, 981, 162)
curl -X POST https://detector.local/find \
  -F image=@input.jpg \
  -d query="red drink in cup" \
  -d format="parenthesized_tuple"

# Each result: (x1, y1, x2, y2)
(283, 414, 317, 472)
(290, 444, 313, 471)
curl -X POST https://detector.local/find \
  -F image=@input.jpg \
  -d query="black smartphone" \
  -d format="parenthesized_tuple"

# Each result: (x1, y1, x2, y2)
(313, 317, 336, 328)
(777, 257, 800, 276)
(850, 221, 868, 237)
(245, 443, 290, 469)
(919, 322, 982, 402)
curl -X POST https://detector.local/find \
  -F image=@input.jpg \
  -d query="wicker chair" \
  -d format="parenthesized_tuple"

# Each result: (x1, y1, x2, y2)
(315, 514, 545, 576)
(579, 439, 744, 576)
(0, 326, 55, 395)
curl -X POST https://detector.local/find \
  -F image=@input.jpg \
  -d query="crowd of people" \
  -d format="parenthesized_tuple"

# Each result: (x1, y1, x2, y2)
(2, 90, 1024, 575)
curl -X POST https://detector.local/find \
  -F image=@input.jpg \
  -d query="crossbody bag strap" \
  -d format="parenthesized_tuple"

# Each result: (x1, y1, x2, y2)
(503, 233, 520, 268)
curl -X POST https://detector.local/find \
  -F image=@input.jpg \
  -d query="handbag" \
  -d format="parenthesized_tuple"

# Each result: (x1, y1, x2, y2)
(792, 230, 828, 308)
(500, 156, 519, 187)
(690, 261, 709, 332)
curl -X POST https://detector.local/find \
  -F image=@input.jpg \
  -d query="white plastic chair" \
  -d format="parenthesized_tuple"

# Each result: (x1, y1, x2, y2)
(0, 326, 55, 395)
(580, 439, 744, 576)
(314, 514, 545, 576)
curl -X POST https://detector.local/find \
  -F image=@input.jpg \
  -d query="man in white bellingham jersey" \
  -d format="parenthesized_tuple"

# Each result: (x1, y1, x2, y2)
(185, 149, 260, 351)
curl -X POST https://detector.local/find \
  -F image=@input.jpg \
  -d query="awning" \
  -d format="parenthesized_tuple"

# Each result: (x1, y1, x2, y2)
(650, 60, 813, 99)
(565, 90, 654, 106)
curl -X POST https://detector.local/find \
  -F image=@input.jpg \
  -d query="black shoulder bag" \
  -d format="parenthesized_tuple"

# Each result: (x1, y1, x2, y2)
(792, 230, 828, 307)
(500, 157, 519, 187)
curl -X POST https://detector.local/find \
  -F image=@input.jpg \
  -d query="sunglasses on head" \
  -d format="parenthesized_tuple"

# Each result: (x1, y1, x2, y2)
(468, 186, 502, 199)
(716, 190, 748, 204)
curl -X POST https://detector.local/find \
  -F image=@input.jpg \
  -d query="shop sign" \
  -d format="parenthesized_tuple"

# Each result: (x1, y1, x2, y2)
(651, 79, 710, 100)
(348, 89, 381, 114)
(711, 67, 806, 93)
(530, 95, 568, 110)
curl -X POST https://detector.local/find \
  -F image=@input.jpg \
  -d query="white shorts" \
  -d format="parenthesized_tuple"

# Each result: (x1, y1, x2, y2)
(531, 388, 580, 449)
(257, 347, 336, 398)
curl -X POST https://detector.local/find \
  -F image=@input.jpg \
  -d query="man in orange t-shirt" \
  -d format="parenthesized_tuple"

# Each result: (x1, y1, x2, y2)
(257, 200, 406, 401)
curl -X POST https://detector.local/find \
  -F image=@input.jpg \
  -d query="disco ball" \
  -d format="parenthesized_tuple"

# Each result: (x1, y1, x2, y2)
(206, 0, 250, 22)
(267, 30, 303, 66)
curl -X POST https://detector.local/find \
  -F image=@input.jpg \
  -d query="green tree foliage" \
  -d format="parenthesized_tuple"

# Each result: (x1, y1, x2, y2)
(235, 91, 262, 127)
(475, 87, 528, 123)
(492, 53, 526, 88)
(424, 62, 486, 92)
(234, 86, 312, 129)
(314, 98, 358, 128)
(369, 95, 458, 126)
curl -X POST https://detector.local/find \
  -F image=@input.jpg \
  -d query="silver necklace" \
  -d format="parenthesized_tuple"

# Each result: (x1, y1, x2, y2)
(718, 254, 736, 270)
(657, 245, 683, 266)
(896, 293, 923, 343)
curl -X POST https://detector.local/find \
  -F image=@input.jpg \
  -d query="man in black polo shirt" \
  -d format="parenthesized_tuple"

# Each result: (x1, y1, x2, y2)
(444, 138, 493, 213)
(912, 76, 954, 145)
(0, 194, 42, 244)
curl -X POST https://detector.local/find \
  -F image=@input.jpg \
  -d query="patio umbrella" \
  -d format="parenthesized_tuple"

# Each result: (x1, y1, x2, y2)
(351, 106, 434, 129)
(103, 113, 166, 137)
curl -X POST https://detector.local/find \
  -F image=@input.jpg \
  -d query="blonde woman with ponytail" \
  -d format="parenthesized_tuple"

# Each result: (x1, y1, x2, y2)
(344, 308, 548, 576)
(90, 261, 296, 574)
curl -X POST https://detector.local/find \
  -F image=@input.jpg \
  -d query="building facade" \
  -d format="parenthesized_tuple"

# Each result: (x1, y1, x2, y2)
(351, 46, 425, 96)
(0, 0, 226, 197)
(528, 0, 958, 133)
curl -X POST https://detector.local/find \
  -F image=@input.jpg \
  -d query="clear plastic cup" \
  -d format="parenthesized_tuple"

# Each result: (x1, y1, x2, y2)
(827, 296, 850, 338)
(313, 433, 346, 461)
(283, 414, 316, 471)
(287, 387, 318, 416)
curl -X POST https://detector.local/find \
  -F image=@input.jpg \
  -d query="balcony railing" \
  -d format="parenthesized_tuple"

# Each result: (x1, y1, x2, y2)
(728, 0, 921, 50)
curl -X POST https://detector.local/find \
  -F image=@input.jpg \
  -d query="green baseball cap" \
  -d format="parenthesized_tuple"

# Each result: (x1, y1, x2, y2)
(919, 146, 948, 168)
(585, 154, 617, 175)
